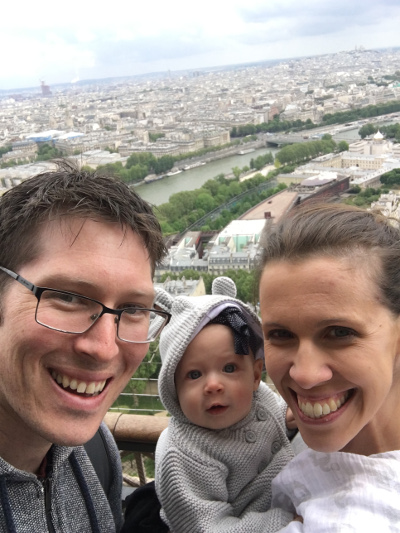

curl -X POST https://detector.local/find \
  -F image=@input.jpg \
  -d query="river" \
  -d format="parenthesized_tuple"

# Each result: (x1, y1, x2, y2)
(135, 146, 279, 206)
(332, 118, 397, 142)
(135, 120, 396, 206)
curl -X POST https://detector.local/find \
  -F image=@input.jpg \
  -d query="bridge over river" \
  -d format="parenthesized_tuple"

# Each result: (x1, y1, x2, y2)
(266, 132, 356, 147)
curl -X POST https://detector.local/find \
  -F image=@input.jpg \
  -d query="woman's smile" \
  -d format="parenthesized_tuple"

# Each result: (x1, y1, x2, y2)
(260, 256, 400, 454)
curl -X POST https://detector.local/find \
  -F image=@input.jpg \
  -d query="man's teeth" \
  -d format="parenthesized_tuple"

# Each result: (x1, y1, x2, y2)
(51, 371, 106, 396)
(298, 392, 350, 419)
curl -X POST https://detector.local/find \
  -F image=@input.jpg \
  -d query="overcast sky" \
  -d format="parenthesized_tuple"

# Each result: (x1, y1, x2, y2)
(2, 0, 400, 90)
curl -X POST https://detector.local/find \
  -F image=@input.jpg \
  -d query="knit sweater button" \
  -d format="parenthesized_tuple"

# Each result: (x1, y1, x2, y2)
(256, 407, 268, 420)
(245, 430, 256, 443)
(271, 440, 282, 454)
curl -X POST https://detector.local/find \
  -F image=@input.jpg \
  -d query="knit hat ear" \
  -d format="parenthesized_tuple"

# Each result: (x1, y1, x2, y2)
(154, 288, 174, 313)
(212, 276, 237, 298)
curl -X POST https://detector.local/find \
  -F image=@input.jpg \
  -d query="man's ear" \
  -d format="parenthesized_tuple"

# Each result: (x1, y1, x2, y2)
(253, 358, 263, 391)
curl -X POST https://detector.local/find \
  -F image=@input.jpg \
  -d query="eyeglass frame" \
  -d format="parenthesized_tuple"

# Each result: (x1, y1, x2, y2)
(0, 266, 171, 343)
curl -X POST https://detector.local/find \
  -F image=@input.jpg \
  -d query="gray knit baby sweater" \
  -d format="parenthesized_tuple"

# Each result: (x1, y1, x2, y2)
(155, 278, 294, 533)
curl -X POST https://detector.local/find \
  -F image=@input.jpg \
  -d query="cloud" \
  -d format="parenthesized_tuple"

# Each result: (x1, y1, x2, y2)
(238, 0, 400, 38)
(0, 30, 95, 88)
(1, 0, 400, 89)
(226, 1, 400, 56)
(239, 0, 398, 22)
(94, 31, 220, 67)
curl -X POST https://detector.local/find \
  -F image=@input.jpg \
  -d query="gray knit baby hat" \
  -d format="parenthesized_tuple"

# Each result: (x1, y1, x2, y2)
(156, 277, 264, 421)
(211, 276, 237, 298)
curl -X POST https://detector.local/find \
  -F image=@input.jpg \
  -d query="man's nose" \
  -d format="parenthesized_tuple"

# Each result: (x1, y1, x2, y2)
(73, 314, 120, 362)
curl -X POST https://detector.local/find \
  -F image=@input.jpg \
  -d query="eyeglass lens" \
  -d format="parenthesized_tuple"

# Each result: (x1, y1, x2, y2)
(36, 290, 164, 342)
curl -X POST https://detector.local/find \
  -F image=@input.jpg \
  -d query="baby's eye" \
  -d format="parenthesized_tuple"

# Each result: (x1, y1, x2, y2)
(224, 364, 236, 373)
(188, 370, 201, 380)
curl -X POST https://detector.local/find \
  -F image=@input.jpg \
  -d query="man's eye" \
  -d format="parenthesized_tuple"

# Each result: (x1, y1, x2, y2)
(57, 293, 77, 303)
(188, 370, 201, 380)
(224, 364, 236, 373)
(122, 306, 148, 317)
(43, 291, 85, 305)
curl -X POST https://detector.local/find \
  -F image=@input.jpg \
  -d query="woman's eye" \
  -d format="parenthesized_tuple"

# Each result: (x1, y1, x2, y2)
(188, 370, 201, 380)
(327, 326, 356, 339)
(224, 364, 236, 373)
(266, 329, 294, 341)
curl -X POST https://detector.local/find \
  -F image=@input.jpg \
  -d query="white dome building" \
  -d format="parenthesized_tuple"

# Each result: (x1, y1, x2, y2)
(371, 130, 387, 155)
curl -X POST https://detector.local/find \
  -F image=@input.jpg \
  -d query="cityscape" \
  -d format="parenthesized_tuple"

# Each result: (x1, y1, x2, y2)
(2, 0, 400, 502)
(2, 46, 400, 294)
(1, 46, 400, 177)
(2, 18, 400, 489)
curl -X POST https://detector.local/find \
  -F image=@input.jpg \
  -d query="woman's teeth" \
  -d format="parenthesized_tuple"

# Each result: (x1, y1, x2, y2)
(298, 391, 350, 419)
(51, 371, 106, 396)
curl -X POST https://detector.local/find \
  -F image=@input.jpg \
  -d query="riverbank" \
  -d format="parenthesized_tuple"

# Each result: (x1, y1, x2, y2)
(134, 123, 372, 205)
(135, 145, 279, 205)
(131, 140, 270, 190)
(240, 164, 276, 182)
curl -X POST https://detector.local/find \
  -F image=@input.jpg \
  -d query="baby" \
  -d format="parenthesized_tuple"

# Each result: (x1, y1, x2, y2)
(155, 277, 295, 533)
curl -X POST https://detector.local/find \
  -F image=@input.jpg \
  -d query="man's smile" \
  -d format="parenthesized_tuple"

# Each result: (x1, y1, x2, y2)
(51, 370, 108, 397)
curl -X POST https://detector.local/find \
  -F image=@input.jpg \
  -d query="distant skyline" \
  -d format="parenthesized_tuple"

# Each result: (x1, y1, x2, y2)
(2, 0, 400, 91)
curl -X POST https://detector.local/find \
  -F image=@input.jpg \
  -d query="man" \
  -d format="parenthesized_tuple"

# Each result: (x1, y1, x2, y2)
(0, 160, 168, 532)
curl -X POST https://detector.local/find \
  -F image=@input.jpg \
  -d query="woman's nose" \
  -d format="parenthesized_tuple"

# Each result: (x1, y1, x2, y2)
(289, 343, 333, 389)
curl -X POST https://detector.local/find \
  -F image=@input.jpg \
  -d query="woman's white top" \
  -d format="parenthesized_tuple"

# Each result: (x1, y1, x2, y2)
(272, 448, 400, 532)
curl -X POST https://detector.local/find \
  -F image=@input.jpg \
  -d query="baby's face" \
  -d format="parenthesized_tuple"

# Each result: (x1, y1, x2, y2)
(175, 324, 263, 430)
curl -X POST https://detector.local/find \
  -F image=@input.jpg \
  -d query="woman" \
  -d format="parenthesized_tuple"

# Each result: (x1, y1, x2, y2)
(124, 202, 400, 532)
(258, 202, 400, 531)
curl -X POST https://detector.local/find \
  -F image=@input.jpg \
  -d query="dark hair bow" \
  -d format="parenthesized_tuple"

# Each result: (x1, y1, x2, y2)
(210, 306, 258, 356)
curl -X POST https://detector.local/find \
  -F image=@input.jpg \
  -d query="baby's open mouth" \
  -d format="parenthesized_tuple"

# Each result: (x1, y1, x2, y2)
(207, 404, 227, 414)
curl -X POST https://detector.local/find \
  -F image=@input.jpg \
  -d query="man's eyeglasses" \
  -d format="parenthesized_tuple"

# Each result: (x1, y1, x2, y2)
(0, 266, 170, 344)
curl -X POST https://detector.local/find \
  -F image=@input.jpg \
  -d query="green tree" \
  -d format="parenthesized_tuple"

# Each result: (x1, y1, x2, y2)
(153, 155, 174, 174)
(104, 146, 118, 154)
(202, 179, 220, 196)
(232, 166, 242, 179)
(343, 185, 388, 207)
(337, 140, 349, 152)
(120, 342, 160, 396)
(0, 145, 12, 157)
(194, 193, 215, 212)
(359, 123, 377, 139)
(276, 138, 336, 166)
(380, 168, 400, 186)
(229, 182, 241, 197)
(148, 132, 165, 142)
(35, 143, 63, 161)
